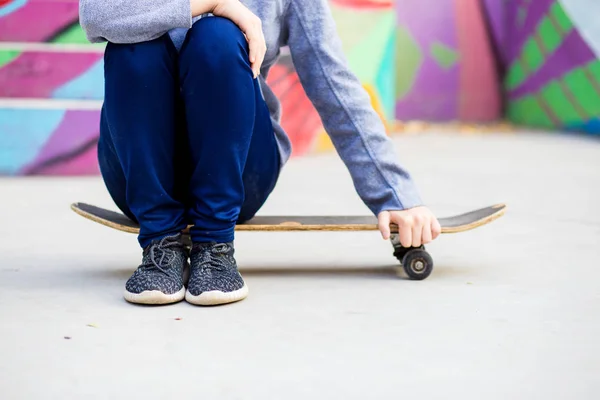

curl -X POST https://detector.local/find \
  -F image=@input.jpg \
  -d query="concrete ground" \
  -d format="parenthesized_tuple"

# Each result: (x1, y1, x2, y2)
(0, 131, 599, 399)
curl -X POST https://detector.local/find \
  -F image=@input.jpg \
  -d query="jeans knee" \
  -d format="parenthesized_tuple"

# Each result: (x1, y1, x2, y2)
(181, 17, 249, 73)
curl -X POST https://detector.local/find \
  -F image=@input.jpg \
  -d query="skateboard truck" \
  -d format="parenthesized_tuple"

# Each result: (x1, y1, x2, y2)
(390, 234, 434, 280)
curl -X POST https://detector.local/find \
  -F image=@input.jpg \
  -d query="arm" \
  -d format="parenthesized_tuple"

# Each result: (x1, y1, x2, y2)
(283, 0, 421, 215)
(79, 0, 217, 44)
(284, 0, 440, 246)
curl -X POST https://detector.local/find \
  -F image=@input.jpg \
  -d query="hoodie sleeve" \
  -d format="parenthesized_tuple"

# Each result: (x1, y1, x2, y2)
(79, 0, 192, 44)
(283, 0, 423, 215)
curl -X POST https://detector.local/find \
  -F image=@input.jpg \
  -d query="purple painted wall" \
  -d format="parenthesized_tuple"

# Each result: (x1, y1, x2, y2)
(395, 0, 501, 122)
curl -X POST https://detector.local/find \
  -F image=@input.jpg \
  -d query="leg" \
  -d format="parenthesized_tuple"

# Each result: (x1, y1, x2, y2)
(102, 35, 187, 248)
(101, 36, 190, 305)
(98, 103, 192, 226)
(237, 81, 281, 224)
(179, 17, 278, 243)
(179, 17, 280, 306)
(97, 105, 136, 222)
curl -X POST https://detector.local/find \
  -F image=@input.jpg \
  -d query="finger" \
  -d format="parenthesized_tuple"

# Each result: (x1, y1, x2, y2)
(243, 25, 258, 61)
(248, 20, 264, 77)
(254, 28, 267, 76)
(242, 31, 252, 60)
(432, 218, 442, 240)
(255, 42, 266, 76)
(421, 221, 433, 244)
(411, 216, 423, 247)
(378, 212, 391, 240)
(247, 33, 258, 74)
(397, 217, 412, 248)
(248, 32, 264, 78)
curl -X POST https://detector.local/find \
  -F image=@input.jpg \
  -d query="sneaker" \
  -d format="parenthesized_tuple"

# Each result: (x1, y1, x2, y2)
(185, 242, 248, 306)
(124, 233, 189, 305)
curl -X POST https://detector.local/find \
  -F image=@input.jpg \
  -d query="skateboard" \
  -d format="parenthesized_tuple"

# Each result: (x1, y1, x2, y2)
(71, 202, 506, 280)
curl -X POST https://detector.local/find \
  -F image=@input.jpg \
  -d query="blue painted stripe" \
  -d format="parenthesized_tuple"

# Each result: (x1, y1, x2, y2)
(0, 0, 27, 18)
(375, 32, 396, 121)
(565, 118, 600, 135)
(52, 59, 105, 100)
(0, 108, 66, 174)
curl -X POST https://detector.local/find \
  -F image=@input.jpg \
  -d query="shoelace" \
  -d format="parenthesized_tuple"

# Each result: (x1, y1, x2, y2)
(142, 234, 185, 276)
(195, 243, 231, 272)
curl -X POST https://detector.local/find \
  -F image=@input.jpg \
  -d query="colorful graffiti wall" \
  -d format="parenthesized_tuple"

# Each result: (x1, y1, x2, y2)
(502, 0, 600, 134)
(0, 0, 102, 175)
(0, 0, 395, 175)
(394, 0, 600, 133)
(394, 0, 502, 122)
(1, 0, 599, 176)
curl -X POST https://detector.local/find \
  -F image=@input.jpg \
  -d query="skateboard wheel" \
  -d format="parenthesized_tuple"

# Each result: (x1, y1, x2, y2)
(402, 250, 433, 280)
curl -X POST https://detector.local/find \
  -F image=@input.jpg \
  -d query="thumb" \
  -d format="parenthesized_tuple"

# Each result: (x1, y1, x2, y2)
(378, 211, 391, 240)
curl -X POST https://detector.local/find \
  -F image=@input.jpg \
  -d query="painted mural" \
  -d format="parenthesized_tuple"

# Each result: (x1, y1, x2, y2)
(502, 0, 600, 134)
(0, 0, 395, 175)
(2, 0, 599, 176)
(394, 0, 502, 122)
(393, 0, 600, 133)
(0, 0, 101, 175)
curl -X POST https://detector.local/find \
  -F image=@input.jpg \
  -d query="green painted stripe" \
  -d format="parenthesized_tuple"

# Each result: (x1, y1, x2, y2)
(523, 38, 544, 71)
(51, 24, 90, 45)
(505, 62, 526, 90)
(395, 25, 422, 100)
(542, 80, 582, 123)
(507, 96, 554, 128)
(0, 50, 20, 68)
(587, 60, 600, 80)
(550, 1, 573, 33)
(330, 5, 388, 56)
(430, 41, 459, 69)
(537, 17, 562, 53)
(564, 68, 600, 116)
(346, 12, 396, 82)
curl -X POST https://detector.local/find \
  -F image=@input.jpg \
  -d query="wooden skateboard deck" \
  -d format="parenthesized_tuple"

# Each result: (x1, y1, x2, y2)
(71, 202, 506, 280)
(71, 202, 506, 235)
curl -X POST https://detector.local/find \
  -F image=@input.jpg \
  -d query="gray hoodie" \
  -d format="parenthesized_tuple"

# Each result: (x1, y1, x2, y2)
(79, 0, 423, 215)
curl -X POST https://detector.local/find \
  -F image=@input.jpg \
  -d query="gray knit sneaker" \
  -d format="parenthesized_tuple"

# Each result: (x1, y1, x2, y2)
(185, 242, 248, 306)
(124, 233, 189, 305)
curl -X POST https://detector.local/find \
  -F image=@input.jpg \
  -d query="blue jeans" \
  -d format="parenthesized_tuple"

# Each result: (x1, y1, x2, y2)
(98, 17, 280, 248)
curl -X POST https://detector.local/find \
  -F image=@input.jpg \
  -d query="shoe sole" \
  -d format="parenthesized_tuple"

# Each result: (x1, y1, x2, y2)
(124, 287, 186, 305)
(185, 284, 249, 306)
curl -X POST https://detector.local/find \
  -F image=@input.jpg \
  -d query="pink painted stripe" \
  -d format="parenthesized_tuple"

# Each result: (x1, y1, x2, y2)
(31, 145, 99, 176)
(455, 0, 501, 121)
(0, 1, 79, 42)
(0, 51, 102, 98)
(29, 110, 99, 164)
(20, 110, 100, 175)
